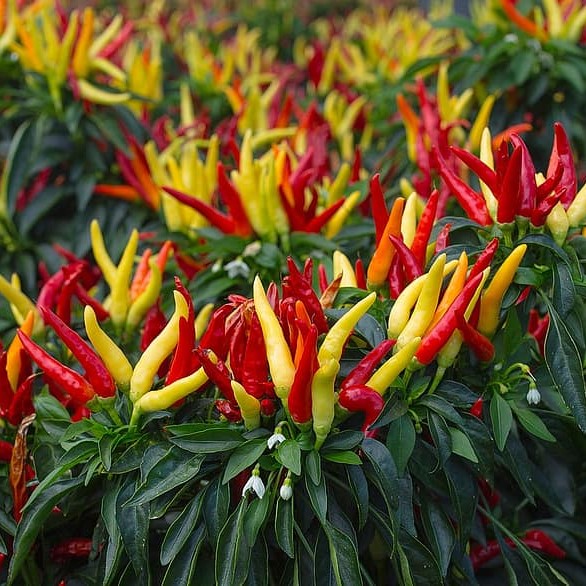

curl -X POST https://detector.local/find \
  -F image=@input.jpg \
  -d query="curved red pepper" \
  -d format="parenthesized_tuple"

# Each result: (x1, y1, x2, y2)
(530, 188, 563, 226)
(7, 376, 35, 426)
(288, 325, 318, 425)
(370, 173, 389, 245)
(166, 279, 196, 384)
(450, 146, 499, 196)
(242, 312, 274, 400)
(56, 263, 86, 325)
(388, 255, 405, 299)
(215, 399, 241, 422)
(415, 271, 485, 365)
(338, 384, 385, 437)
(18, 331, 96, 405)
(455, 311, 495, 362)
(547, 122, 576, 209)
(73, 284, 109, 321)
(195, 348, 235, 403)
(468, 238, 499, 281)
(140, 299, 167, 351)
(509, 135, 537, 218)
(305, 198, 347, 233)
(0, 439, 13, 462)
(217, 162, 254, 237)
(355, 258, 367, 289)
(497, 145, 522, 224)
(410, 189, 439, 270)
(341, 339, 396, 391)
(39, 306, 115, 398)
(50, 538, 93, 563)
(388, 234, 422, 282)
(0, 345, 12, 416)
(469, 397, 484, 419)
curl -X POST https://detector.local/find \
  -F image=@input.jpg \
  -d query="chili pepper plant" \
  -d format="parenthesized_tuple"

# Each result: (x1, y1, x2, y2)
(1, 1, 586, 585)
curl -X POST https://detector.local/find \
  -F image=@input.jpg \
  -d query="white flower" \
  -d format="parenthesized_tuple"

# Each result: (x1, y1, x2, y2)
(224, 258, 250, 279)
(242, 465, 265, 499)
(243, 241, 262, 257)
(280, 477, 293, 501)
(526, 386, 541, 405)
(267, 426, 286, 450)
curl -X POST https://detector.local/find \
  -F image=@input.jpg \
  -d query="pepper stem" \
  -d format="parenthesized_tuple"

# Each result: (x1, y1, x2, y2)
(427, 366, 446, 395)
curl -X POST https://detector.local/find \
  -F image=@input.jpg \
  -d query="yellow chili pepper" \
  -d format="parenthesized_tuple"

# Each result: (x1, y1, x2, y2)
(0, 274, 38, 329)
(325, 190, 361, 239)
(565, 181, 586, 227)
(332, 250, 358, 288)
(318, 292, 376, 365)
(131, 366, 208, 424)
(395, 254, 446, 351)
(367, 197, 405, 289)
(129, 290, 189, 403)
(477, 244, 527, 337)
(195, 303, 214, 341)
(252, 276, 295, 400)
(77, 79, 131, 105)
(401, 192, 419, 248)
(84, 306, 132, 392)
(312, 354, 340, 450)
(326, 162, 351, 207)
(468, 96, 495, 153)
(479, 128, 499, 221)
(6, 310, 35, 391)
(428, 252, 469, 330)
(126, 259, 162, 330)
(90, 219, 117, 287)
(107, 228, 139, 328)
(545, 202, 569, 246)
(71, 7, 94, 77)
(366, 337, 420, 396)
(55, 12, 79, 86)
(232, 380, 261, 431)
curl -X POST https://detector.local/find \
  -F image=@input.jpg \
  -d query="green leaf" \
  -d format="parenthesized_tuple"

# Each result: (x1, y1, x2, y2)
(98, 434, 118, 472)
(203, 478, 231, 545)
(419, 395, 464, 426)
(275, 496, 294, 558)
(361, 438, 399, 511)
(245, 536, 269, 586)
(511, 406, 556, 442)
(420, 498, 455, 578)
(449, 428, 478, 463)
(306, 449, 321, 485)
(347, 465, 369, 530)
(490, 393, 513, 451)
(544, 304, 586, 432)
(444, 460, 478, 549)
(243, 485, 271, 544)
(510, 50, 535, 85)
(101, 482, 124, 586)
(557, 61, 586, 92)
(215, 499, 252, 586)
(223, 438, 267, 484)
(519, 234, 572, 268)
(552, 263, 576, 318)
(397, 530, 443, 585)
(160, 491, 204, 566)
(128, 449, 204, 507)
(325, 522, 363, 586)
(322, 450, 362, 465)
(305, 469, 327, 523)
(428, 412, 452, 466)
(387, 414, 416, 476)
(116, 479, 150, 584)
(161, 524, 205, 586)
(277, 440, 302, 475)
(501, 434, 535, 502)
(8, 476, 84, 582)
(321, 430, 363, 451)
(170, 428, 244, 453)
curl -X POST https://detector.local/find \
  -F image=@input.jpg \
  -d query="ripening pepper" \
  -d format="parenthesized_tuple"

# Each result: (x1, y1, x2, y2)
(366, 337, 420, 395)
(338, 384, 385, 437)
(232, 380, 261, 431)
(311, 354, 340, 449)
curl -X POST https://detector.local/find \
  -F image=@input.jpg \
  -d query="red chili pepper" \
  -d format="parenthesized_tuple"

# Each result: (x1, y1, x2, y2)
(468, 238, 499, 281)
(435, 148, 492, 226)
(415, 271, 485, 365)
(388, 234, 422, 282)
(71, 405, 91, 421)
(285, 258, 329, 333)
(0, 346, 12, 416)
(470, 397, 484, 419)
(18, 331, 96, 405)
(434, 223, 451, 254)
(98, 21, 134, 59)
(39, 306, 115, 398)
(73, 283, 109, 321)
(140, 299, 167, 352)
(195, 348, 236, 403)
(215, 399, 241, 422)
(241, 312, 273, 399)
(530, 188, 562, 226)
(477, 477, 500, 508)
(523, 529, 566, 558)
(56, 263, 86, 325)
(528, 309, 549, 356)
(370, 173, 389, 245)
(288, 325, 318, 425)
(7, 376, 35, 426)
(338, 384, 385, 437)
(470, 540, 502, 570)
(318, 264, 329, 294)
(0, 439, 13, 462)
(37, 269, 66, 310)
(537, 157, 563, 201)
(260, 398, 276, 417)
(166, 279, 196, 384)
(410, 189, 439, 270)
(388, 255, 405, 299)
(355, 258, 366, 289)
(217, 162, 254, 237)
(509, 135, 537, 218)
(497, 145, 522, 224)
(305, 198, 347, 233)
(547, 122, 576, 209)
(198, 304, 233, 361)
(227, 318, 247, 383)
(50, 537, 93, 563)
(450, 146, 500, 196)
(455, 311, 495, 362)
(163, 186, 237, 234)
(341, 339, 396, 391)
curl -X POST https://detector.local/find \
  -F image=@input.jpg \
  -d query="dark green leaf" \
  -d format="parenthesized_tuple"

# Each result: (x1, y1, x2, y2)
(435, 379, 478, 409)
(98, 434, 117, 472)
(501, 433, 535, 502)
(347, 465, 369, 530)
(203, 477, 231, 545)
(552, 263, 576, 318)
(544, 304, 586, 432)
(387, 414, 416, 476)
(361, 438, 398, 510)
(490, 393, 513, 451)
(245, 536, 269, 586)
(101, 482, 124, 586)
(444, 460, 478, 549)
(397, 530, 443, 585)
(321, 430, 363, 451)
(277, 440, 302, 475)
(510, 50, 535, 85)
(161, 524, 205, 586)
(116, 479, 150, 584)
(511, 405, 556, 442)
(305, 469, 327, 523)
(420, 498, 455, 577)
(325, 522, 363, 586)
(314, 528, 336, 586)
(223, 438, 267, 484)
(9, 476, 84, 582)
(275, 495, 294, 558)
(428, 412, 452, 466)
(170, 429, 244, 453)
(419, 395, 464, 426)
(520, 234, 572, 268)
(306, 450, 321, 485)
(322, 450, 362, 465)
(243, 486, 271, 544)
(215, 499, 252, 586)
(160, 491, 204, 566)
